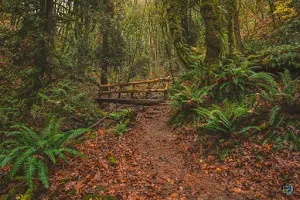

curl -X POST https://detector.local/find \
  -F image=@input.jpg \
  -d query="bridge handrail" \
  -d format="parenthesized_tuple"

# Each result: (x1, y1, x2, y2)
(99, 76, 170, 88)
(98, 76, 170, 99)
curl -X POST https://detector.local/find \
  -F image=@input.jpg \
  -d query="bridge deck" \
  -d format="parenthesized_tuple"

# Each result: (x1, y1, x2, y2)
(95, 98, 165, 105)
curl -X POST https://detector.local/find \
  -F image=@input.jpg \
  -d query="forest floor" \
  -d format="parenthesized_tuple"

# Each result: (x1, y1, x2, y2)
(41, 104, 299, 200)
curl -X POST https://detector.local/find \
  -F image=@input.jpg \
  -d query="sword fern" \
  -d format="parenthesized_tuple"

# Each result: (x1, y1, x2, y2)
(0, 118, 89, 189)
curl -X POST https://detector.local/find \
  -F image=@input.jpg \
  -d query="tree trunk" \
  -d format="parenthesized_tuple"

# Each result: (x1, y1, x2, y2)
(166, 0, 195, 69)
(267, 0, 277, 28)
(200, 0, 222, 65)
(228, 0, 237, 56)
(234, 2, 243, 53)
(101, 31, 109, 85)
(32, 0, 53, 92)
(100, 0, 113, 85)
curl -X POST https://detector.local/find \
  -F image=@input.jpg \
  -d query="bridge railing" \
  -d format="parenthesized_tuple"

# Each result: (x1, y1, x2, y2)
(98, 76, 170, 99)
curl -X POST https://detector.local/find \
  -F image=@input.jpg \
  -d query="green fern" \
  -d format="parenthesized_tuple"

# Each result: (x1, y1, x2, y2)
(0, 119, 89, 189)
(269, 106, 281, 126)
(170, 83, 213, 125)
(10, 148, 36, 179)
(195, 100, 259, 135)
(212, 64, 277, 102)
(112, 122, 128, 136)
(37, 159, 49, 189)
(25, 157, 38, 189)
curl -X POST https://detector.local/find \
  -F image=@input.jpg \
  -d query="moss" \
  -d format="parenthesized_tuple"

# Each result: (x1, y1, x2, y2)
(247, 54, 262, 60)
(107, 156, 118, 166)
(90, 133, 97, 139)
(0, 194, 9, 200)
(68, 189, 76, 196)
(228, 0, 237, 55)
(262, 58, 271, 66)
(200, 0, 222, 65)
(166, 0, 198, 69)
(20, 188, 33, 200)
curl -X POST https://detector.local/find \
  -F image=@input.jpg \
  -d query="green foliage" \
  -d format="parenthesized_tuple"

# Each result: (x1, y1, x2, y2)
(266, 45, 300, 70)
(264, 105, 299, 150)
(195, 100, 260, 135)
(277, 69, 300, 105)
(212, 59, 277, 102)
(107, 156, 118, 166)
(108, 108, 135, 136)
(108, 109, 134, 122)
(0, 95, 23, 129)
(0, 119, 89, 189)
(31, 80, 103, 127)
(112, 122, 128, 137)
(248, 44, 300, 73)
(170, 83, 213, 125)
(269, 106, 282, 127)
(259, 69, 299, 107)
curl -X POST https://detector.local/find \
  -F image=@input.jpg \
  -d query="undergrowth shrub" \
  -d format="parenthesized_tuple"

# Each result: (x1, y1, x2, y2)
(170, 55, 299, 150)
(0, 94, 24, 129)
(248, 44, 300, 75)
(259, 69, 300, 110)
(195, 100, 260, 136)
(30, 80, 103, 128)
(170, 58, 277, 125)
(212, 62, 277, 102)
(112, 122, 128, 136)
(170, 84, 213, 126)
(0, 119, 89, 189)
(108, 108, 135, 136)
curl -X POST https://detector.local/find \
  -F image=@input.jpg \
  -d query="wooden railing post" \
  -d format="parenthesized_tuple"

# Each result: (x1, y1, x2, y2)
(108, 86, 112, 98)
(164, 76, 170, 99)
(146, 83, 151, 98)
(131, 84, 135, 99)
(118, 86, 122, 99)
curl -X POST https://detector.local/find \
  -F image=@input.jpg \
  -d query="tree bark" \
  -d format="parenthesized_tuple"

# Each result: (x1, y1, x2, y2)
(200, 0, 222, 65)
(166, 0, 195, 69)
(228, 0, 237, 56)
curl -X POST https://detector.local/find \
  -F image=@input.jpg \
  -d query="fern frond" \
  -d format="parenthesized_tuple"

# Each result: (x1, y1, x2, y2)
(2, 139, 18, 147)
(6, 131, 22, 137)
(53, 150, 68, 163)
(47, 134, 65, 148)
(10, 147, 36, 179)
(1, 146, 29, 167)
(0, 155, 6, 164)
(65, 128, 90, 140)
(10, 125, 40, 142)
(238, 126, 261, 134)
(233, 107, 248, 118)
(25, 156, 38, 189)
(41, 118, 61, 140)
(44, 150, 56, 163)
(270, 106, 281, 126)
(37, 159, 49, 189)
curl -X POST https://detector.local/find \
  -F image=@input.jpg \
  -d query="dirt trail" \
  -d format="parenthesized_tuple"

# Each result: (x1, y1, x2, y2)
(43, 104, 232, 199)
(119, 104, 228, 199)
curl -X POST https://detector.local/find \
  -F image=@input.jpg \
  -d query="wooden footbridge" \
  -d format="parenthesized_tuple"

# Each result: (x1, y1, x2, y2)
(95, 76, 171, 105)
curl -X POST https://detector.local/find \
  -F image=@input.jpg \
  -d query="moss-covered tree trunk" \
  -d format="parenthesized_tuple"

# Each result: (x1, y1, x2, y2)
(234, 3, 243, 53)
(32, 0, 53, 92)
(200, 0, 222, 65)
(228, 0, 237, 56)
(100, 0, 113, 85)
(166, 0, 195, 69)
